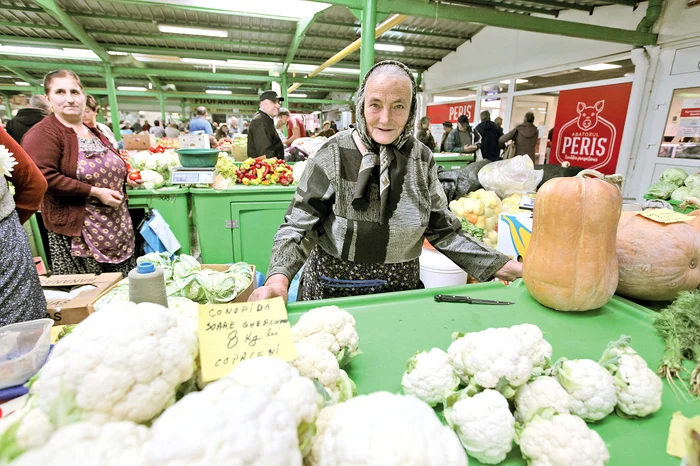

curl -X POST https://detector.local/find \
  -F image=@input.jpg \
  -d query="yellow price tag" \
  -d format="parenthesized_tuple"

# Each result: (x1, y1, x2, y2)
(197, 297, 298, 384)
(638, 208, 693, 224)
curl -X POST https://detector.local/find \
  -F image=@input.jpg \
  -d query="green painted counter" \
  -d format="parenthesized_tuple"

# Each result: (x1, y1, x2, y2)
(127, 187, 191, 254)
(190, 185, 295, 274)
(287, 280, 699, 466)
(434, 154, 475, 170)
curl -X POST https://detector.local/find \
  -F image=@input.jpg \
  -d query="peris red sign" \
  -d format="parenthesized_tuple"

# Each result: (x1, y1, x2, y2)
(426, 100, 476, 124)
(550, 83, 632, 174)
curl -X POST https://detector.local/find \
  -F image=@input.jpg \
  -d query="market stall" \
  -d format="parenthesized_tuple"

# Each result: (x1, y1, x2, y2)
(126, 187, 191, 255)
(434, 153, 475, 170)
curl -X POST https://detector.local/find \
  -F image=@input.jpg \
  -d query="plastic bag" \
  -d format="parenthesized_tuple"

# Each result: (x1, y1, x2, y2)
(291, 137, 328, 159)
(477, 155, 544, 198)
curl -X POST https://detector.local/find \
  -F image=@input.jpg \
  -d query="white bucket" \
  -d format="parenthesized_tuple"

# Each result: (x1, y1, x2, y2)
(419, 247, 468, 288)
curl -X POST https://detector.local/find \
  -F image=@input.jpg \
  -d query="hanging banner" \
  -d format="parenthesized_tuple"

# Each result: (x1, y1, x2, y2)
(426, 100, 476, 124)
(550, 82, 632, 174)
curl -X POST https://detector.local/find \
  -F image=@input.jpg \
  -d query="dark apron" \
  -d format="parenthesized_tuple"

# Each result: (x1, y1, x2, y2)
(298, 245, 422, 301)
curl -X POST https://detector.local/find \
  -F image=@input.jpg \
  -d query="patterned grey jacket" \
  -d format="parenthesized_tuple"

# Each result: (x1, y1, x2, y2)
(267, 129, 510, 283)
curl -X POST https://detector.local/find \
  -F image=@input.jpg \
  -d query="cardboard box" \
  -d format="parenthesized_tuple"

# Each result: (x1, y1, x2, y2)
(178, 133, 211, 149)
(86, 264, 257, 313)
(122, 134, 152, 150)
(497, 213, 533, 262)
(41, 273, 123, 326)
(232, 145, 248, 162)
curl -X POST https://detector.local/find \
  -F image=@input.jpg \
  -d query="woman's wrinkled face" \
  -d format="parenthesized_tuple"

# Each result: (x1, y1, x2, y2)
(46, 76, 85, 121)
(364, 73, 411, 145)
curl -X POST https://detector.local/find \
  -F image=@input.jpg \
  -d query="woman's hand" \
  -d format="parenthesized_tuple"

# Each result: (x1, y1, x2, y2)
(126, 177, 143, 188)
(494, 260, 523, 282)
(248, 274, 290, 303)
(90, 187, 124, 208)
(463, 144, 478, 153)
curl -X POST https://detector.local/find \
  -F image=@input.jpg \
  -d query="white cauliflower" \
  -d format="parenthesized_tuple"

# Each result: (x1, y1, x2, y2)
(599, 336, 662, 418)
(291, 342, 356, 403)
(519, 413, 609, 466)
(402, 348, 460, 407)
(0, 404, 55, 462)
(448, 328, 533, 396)
(447, 335, 471, 384)
(149, 380, 302, 466)
(29, 302, 198, 427)
(9, 421, 150, 466)
(167, 296, 199, 335)
(510, 324, 553, 370)
(225, 357, 323, 456)
(514, 377, 570, 424)
(139, 169, 165, 190)
(305, 404, 340, 466)
(552, 358, 616, 422)
(445, 389, 515, 464)
(310, 392, 467, 466)
(292, 306, 360, 367)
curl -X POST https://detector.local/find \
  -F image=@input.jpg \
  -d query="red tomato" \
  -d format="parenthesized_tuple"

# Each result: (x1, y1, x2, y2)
(128, 171, 142, 181)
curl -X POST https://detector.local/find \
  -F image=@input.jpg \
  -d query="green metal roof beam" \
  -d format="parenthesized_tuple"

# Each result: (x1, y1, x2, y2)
(304, 33, 458, 52)
(111, 67, 277, 83)
(34, 0, 111, 62)
(284, 15, 319, 74)
(0, 59, 103, 74)
(0, 35, 84, 49)
(446, 0, 560, 17)
(519, 0, 594, 13)
(108, 45, 284, 63)
(0, 20, 64, 31)
(2, 67, 40, 87)
(314, 21, 473, 40)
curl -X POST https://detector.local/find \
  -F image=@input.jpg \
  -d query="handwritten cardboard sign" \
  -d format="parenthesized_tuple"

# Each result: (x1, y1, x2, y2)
(198, 297, 297, 383)
(638, 208, 693, 224)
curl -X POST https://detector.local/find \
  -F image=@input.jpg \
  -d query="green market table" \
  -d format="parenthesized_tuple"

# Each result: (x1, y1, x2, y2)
(434, 153, 475, 170)
(126, 187, 191, 254)
(288, 280, 699, 466)
(190, 185, 295, 274)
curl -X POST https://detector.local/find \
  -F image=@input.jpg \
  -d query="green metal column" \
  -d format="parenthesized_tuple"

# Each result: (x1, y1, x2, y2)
(360, 0, 377, 82)
(158, 90, 166, 124)
(2, 93, 12, 117)
(281, 74, 288, 137)
(104, 64, 121, 141)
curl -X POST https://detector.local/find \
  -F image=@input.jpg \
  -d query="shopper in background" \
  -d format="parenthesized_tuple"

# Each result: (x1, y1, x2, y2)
(142, 120, 151, 132)
(150, 120, 166, 138)
(230, 116, 240, 135)
(6, 95, 50, 144)
(0, 126, 48, 326)
(188, 106, 214, 135)
(494, 116, 504, 132)
(164, 123, 180, 139)
(329, 121, 338, 133)
(474, 110, 502, 161)
(82, 95, 118, 151)
(439, 121, 453, 152)
(445, 114, 480, 154)
(23, 70, 141, 276)
(132, 119, 142, 133)
(278, 107, 306, 147)
(499, 111, 539, 164)
(416, 116, 436, 151)
(250, 60, 521, 303)
(317, 121, 335, 138)
(215, 124, 230, 140)
(241, 120, 249, 135)
(248, 90, 284, 158)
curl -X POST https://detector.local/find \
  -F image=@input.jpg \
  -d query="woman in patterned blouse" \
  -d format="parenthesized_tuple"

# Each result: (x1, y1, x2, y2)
(250, 61, 522, 302)
(23, 70, 141, 276)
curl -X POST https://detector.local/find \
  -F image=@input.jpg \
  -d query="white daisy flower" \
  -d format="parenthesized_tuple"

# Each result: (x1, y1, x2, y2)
(0, 144, 18, 178)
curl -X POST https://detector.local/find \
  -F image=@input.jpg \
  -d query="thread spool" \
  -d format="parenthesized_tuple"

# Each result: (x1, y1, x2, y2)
(128, 262, 169, 308)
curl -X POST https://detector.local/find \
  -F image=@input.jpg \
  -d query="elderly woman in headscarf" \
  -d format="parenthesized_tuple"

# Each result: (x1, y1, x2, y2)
(250, 61, 522, 302)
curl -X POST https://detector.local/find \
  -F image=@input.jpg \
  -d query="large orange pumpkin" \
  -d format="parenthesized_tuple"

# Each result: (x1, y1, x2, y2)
(616, 212, 700, 301)
(523, 172, 622, 311)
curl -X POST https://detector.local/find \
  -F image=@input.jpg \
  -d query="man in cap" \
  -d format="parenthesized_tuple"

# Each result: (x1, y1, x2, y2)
(439, 121, 453, 153)
(248, 90, 284, 158)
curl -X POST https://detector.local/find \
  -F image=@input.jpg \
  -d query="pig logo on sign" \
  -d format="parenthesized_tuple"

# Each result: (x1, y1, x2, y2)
(555, 98, 616, 171)
(576, 100, 604, 131)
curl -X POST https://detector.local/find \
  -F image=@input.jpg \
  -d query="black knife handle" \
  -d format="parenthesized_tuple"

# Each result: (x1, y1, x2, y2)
(434, 295, 472, 304)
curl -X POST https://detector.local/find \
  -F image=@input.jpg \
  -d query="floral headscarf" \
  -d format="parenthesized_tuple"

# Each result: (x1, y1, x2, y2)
(352, 60, 417, 224)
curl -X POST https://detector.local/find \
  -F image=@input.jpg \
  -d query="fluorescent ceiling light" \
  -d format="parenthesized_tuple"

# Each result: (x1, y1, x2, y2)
(579, 63, 622, 71)
(287, 93, 307, 98)
(108, 51, 129, 56)
(500, 79, 529, 84)
(206, 89, 232, 95)
(158, 25, 228, 38)
(145, 0, 330, 21)
(289, 64, 360, 75)
(118, 86, 147, 91)
(0, 45, 100, 60)
(15, 81, 30, 86)
(375, 43, 404, 52)
(537, 108, 547, 111)
(0, 75, 12, 78)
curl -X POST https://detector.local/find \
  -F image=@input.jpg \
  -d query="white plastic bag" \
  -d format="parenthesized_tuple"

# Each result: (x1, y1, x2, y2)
(477, 155, 544, 198)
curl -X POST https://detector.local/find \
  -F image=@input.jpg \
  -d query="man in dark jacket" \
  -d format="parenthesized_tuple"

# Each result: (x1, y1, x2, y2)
(474, 110, 502, 161)
(248, 90, 284, 158)
(6, 95, 49, 143)
(499, 111, 540, 164)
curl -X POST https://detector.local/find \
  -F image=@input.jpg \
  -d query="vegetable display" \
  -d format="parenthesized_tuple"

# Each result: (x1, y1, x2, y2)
(128, 150, 179, 187)
(616, 211, 700, 301)
(449, 188, 502, 247)
(236, 156, 294, 186)
(402, 348, 460, 407)
(524, 170, 622, 311)
(291, 306, 361, 368)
